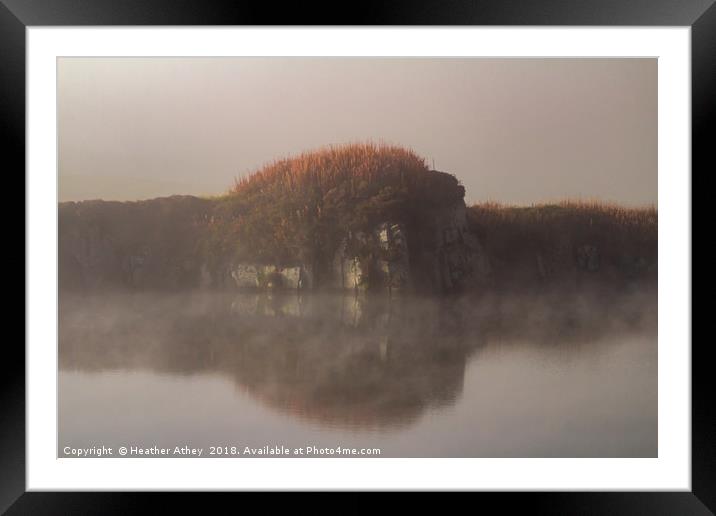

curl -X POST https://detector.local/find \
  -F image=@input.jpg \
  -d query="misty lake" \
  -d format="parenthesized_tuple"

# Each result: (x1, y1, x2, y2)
(59, 288, 657, 457)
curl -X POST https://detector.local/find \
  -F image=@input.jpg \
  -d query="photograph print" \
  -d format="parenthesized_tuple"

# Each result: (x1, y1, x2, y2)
(58, 57, 657, 459)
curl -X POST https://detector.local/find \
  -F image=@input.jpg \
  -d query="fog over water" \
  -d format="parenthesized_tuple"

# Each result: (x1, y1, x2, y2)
(59, 288, 657, 457)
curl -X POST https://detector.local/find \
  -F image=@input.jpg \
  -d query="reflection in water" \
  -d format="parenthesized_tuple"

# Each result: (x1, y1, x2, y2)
(61, 292, 475, 430)
(59, 287, 657, 457)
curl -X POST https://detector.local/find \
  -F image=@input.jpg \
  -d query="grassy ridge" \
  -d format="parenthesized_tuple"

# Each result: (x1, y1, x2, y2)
(467, 201, 657, 287)
(58, 144, 658, 291)
(59, 196, 213, 289)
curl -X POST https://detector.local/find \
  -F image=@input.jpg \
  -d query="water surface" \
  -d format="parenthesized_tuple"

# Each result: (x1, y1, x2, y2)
(59, 288, 657, 457)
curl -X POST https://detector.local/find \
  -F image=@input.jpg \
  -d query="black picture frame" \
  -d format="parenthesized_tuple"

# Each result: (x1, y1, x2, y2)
(3, 0, 708, 512)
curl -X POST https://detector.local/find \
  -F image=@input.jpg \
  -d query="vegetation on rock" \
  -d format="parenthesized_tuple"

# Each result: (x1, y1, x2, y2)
(208, 143, 465, 280)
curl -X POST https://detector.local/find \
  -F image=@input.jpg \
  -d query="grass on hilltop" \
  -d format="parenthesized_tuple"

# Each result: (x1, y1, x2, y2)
(208, 143, 465, 270)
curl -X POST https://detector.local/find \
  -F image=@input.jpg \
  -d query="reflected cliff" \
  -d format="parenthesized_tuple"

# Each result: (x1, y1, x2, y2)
(59, 287, 656, 434)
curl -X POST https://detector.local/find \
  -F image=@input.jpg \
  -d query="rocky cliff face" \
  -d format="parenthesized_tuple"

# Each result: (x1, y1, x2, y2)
(225, 200, 489, 294)
(424, 202, 491, 292)
(327, 202, 491, 294)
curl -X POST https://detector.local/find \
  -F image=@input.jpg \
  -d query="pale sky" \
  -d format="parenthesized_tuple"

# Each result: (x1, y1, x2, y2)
(58, 57, 656, 206)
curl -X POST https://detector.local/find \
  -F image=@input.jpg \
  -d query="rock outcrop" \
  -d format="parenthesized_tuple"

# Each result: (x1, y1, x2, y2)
(376, 222, 411, 293)
(331, 234, 368, 291)
(230, 264, 311, 290)
(328, 222, 413, 294)
(426, 202, 490, 292)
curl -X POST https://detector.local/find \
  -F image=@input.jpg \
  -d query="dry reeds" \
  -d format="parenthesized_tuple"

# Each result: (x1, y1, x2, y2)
(230, 142, 430, 196)
(469, 200, 657, 231)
